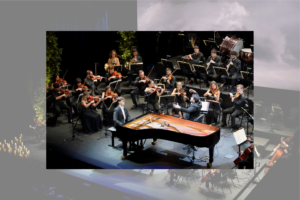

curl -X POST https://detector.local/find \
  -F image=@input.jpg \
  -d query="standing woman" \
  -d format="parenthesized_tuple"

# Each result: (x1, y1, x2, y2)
(204, 81, 221, 125)
(171, 82, 187, 118)
(205, 169, 222, 192)
(107, 50, 120, 66)
(79, 91, 103, 133)
(102, 86, 118, 126)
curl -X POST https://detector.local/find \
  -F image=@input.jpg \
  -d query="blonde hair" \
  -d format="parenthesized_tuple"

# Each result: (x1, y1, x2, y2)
(82, 91, 89, 101)
(86, 70, 92, 75)
(177, 82, 182, 86)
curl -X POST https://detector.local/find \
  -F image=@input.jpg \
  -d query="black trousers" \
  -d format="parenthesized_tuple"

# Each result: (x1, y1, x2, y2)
(53, 103, 72, 121)
(46, 95, 54, 113)
(127, 70, 137, 85)
(221, 73, 239, 89)
(199, 73, 218, 85)
(206, 109, 219, 124)
(238, 159, 253, 169)
(130, 88, 144, 105)
(222, 107, 243, 127)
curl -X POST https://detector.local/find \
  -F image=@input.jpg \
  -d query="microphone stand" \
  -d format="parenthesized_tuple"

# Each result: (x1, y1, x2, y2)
(241, 107, 254, 135)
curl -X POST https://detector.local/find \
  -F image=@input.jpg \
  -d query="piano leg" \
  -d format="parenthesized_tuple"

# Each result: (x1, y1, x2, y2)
(207, 147, 214, 168)
(122, 140, 128, 160)
(151, 138, 157, 145)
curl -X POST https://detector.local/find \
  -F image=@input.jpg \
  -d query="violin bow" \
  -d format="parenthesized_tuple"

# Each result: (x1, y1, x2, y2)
(62, 69, 68, 81)
(95, 63, 98, 76)
(219, 81, 226, 88)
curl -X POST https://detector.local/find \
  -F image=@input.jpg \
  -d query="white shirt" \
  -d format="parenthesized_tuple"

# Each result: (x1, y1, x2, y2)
(120, 106, 126, 122)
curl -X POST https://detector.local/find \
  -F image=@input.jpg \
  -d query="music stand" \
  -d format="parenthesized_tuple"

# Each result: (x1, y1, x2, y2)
(213, 67, 229, 76)
(233, 128, 247, 156)
(113, 65, 122, 72)
(159, 95, 173, 115)
(129, 63, 143, 72)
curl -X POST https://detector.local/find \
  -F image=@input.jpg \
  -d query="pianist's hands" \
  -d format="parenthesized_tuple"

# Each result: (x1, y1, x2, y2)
(173, 103, 181, 109)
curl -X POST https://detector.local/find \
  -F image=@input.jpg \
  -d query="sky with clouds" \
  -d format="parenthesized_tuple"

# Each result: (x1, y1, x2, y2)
(137, 0, 300, 91)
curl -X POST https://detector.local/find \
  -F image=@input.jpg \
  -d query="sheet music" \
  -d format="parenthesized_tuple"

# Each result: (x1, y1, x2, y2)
(233, 128, 247, 145)
(201, 102, 210, 112)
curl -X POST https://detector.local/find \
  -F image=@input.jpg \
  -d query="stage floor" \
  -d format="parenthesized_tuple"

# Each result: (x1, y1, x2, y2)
(46, 91, 254, 169)
(58, 169, 264, 200)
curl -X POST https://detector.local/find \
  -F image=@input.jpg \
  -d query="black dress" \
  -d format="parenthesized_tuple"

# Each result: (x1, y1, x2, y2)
(172, 88, 186, 114)
(102, 95, 117, 126)
(79, 102, 103, 133)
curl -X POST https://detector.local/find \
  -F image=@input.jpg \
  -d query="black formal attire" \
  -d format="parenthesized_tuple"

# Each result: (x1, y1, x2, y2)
(176, 93, 202, 121)
(199, 55, 221, 86)
(146, 90, 160, 112)
(33, 124, 45, 142)
(172, 88, 186, 114)
(85, 77, 101, 95)
(162, 75, 176, 93)
(184, 52, 205, 84)
(46, 89, 54, 114)
(105, 72, 122, 96)
(51, 90, 72, 122)
(78, 102, 103, 133)
(130, 77, 147, 106)
(238, 148, 254, 169)
(221, 58, 241, 90)
(205, 91, 221, 124)
(102, 94, 118, 127)
(170, 169, 190, 183)
(128, 55, 143, 85)
(222, 92, 245, 127)
(206, 172, 222, 189)
(71, 84, 83, 115)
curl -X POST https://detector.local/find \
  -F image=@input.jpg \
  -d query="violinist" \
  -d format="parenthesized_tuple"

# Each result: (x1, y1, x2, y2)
(107, 50, 120, 66)
(171, 82, 187, 118)
(173, 89, 202, 121)
(221, 84, 245, 130)
(130, 70, 148, 110)
(102, 86, 118, 126)
(51, 83, 72, 125)
(200, 49, 221, 88)
(47, 74, 61, 115)
(205, 169, 222, 192)
(84, 70, 101, 96)
(238, 137, 254, 169)
(161, 68, 176, 93)
(128, 49, 143, 86)
(144, 80, 164, 113)
(204, 81, 221, 125)
(105, 66, 121, 96)
(221, 51, 241, 92)
(29, 117, 46, 142)
(70, 78, 84, 115)
(79, 91, 103, 133)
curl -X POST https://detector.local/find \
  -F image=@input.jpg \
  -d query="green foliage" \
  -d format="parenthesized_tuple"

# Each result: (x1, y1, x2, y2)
(46, 32, 63, 87)
(117, 31, 136, 64)
(33, 78, 46, 122)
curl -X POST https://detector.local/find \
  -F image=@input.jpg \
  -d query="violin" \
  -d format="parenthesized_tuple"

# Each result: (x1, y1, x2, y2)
(264, 135, 293, 174)
(107, 91, 118, 100)
(91, 75, 105, 81)
(141, 75, 150, 83)
(233, 86, 249, 99)
(87, 95, 101, 102)
(211, 89, 219, 97)
(152, 85, 163, 91)
(56, 78, 63, 84)
(62, 80, 71, 87)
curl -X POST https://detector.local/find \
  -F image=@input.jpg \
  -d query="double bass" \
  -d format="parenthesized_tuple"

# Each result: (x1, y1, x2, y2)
(264, 135, 293, 174)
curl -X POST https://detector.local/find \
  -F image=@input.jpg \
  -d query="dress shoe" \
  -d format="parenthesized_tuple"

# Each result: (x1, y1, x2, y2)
(131, 104, 138, 110)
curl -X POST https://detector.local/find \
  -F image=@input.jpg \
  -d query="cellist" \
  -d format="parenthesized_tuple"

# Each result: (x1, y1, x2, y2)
(238, 137, 254, 169)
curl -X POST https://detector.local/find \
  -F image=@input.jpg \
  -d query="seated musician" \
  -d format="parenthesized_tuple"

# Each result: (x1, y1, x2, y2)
(105, 66, 122, 96)
(71, 77, 84, 115)
(221, 84, 245, 130)
(128, 49, 143, 87)
(85, 70, 102, 95)
(173, 89, 202, 121)
(102, 86, 118, 127)
(238, 138, 254, 169)
(199, 49, 221, 88)
(29, 117, 46, 142)
(107, 50, 120, 66)
(221, 51, 241, 92)
(204, 81, 221, 125)
(183, 45, 205, 84)
(171, 82, 188, 118)
(268, 137, 290, 166)
(79, 91, 103, 133)
(205, 169, 222, 192)
(161, 68, 176, 93)
(46, 75, 58, 116)
(130, 70, 148, 110)
(51, 83, 72, 125)
(166, 169, 190, 185)
(144, 80, 164, 113)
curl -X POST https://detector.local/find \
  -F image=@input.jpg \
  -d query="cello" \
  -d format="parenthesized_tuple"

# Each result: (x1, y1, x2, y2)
(264, 135, 293, 174)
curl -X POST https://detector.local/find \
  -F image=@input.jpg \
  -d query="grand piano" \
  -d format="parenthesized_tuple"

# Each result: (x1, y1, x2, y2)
(114, 113, 220, 168)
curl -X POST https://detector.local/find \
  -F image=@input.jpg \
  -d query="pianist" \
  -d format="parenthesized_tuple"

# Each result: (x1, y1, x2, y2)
(173, 89, 202, 121)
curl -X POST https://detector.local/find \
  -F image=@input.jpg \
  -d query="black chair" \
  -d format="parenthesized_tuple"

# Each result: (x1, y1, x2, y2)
(224, 170, 239, 187)
(213, 173, 232, 198)
(228, 100, 249, 128)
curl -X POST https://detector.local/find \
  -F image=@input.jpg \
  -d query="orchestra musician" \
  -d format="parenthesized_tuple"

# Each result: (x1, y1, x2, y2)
(268, 137, 290, 166)
(204, 81, 221, 125)
(128, 49, 142, 87)
(173, 89, 202, 121)
(184, 45, 205, 84)
(46, 75, 57, 116)
(79, 91, 103, 133)
(51, 83, 72, 125)
(107, 50, 120, 66)
(221, 84, 245, 130)
(29, 118, 46, 143)
(221, 51, 241, 92)
(130, 70, 148, 110)
(144, 80, 164, 113)
(161, 68, 176, 93)
(205, 169, 222, 192)
(84, 70, 102, 96)
(199, 49, 221, 88)
(105, 65, 122, 96)
(71, 78, 84, 115)
(238, 137, 254, 169)
(171, 82, 188, 119)
(102, 86, 118, 127)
